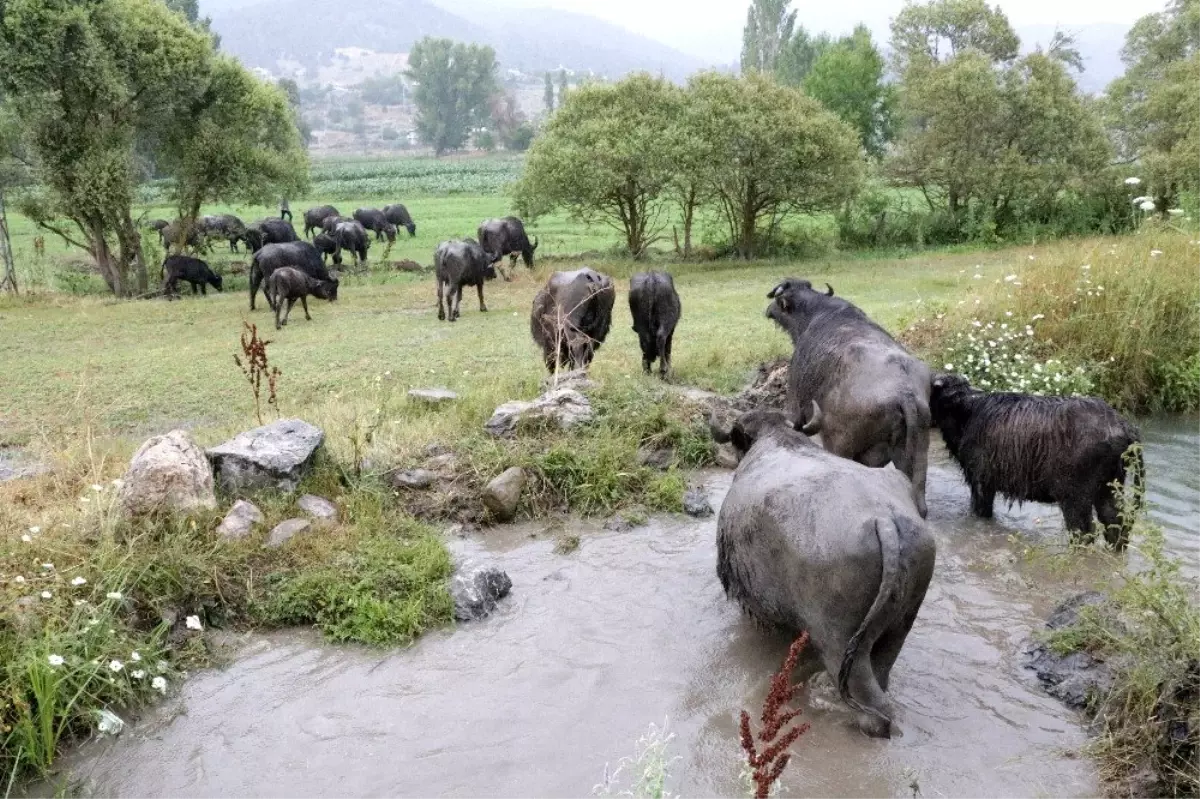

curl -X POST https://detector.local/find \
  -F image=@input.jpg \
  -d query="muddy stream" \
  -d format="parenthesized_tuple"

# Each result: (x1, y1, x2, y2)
(57, 419, 1198, 798)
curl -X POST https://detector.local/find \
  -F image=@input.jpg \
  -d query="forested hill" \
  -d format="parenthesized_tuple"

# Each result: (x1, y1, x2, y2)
(204, 0, 707, 81)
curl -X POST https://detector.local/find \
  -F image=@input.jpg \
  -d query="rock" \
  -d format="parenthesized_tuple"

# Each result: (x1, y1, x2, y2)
(603, 515, 632, 532)
(408, 387, 458, 404)
(450, 565, 512, 621)
(637, 446, 675, 471)
(1024, 592, 1116, 710)
(216, 499, 264, 540)
(425, 453, 459, 474)
(482, 467, 526, 522)
(540, 369, 596, 393)
(266, 518, 311, 548)
(715, 444, 741, 470)
(0, 447, 48, 483)
(394, 259, 426, 273)
(683, 488, 713, 518)
(297, 494, 338, 522)
(485, 389, 593, 438)
(424, 442, 451, 457)
(207, 419, 324, 494)
(118, 430, 217, 517)
(390, 468, 437, 490)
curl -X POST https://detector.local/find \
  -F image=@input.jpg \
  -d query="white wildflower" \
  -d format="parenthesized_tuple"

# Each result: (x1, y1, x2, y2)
(14, 576, 24, 583)
(29, 526, 40, 534)
(90, 484, 103, 492)
(74, 599, 86, 606)
(1028, 255, 1036, 261)
(42, 563, 54, 570)
(131, 651, 141, 662)
(944, 364, 955, 370)
(1004, 274, 1017, 282)
(106, 591, 123, 600)
(1124, 176, 1141, 186)
(108, 659, 123, 672)
(1168, 208, 1184, 216)
(95, 709, 124, 736)
(1132, 196, 1148, 205)
(185, 615, 203, 631)
(110, 478, 124, 489)
(48, 654, 65, 667)
(152, 676, 168, 694)
(1005, 311, 1013, 317)
(21, 534, 31, 543)
(41, 590, 52, 599)
(1031, 314, 1045, 321)
(1150, 249, 1163, 257)
(131, 669, 146, 679)
(1140, 200, 1156, 212)
(71, 576, 87, 586)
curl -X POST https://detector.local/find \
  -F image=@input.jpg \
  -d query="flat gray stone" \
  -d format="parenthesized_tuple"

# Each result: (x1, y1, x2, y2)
(267, 518, 311, 548)
(540, 369, 596, 393)
(217, 499, 264, 540)
(297, 494, 338, 521)
(207, 419, 324, 494)
(408, 387, 459, 404)
(450, 565, 512, 621)
(484, 389, 593, 438)
(683, 488, 713, 518)
(482, 467, 526, 522)
(391, 468, 437, 490)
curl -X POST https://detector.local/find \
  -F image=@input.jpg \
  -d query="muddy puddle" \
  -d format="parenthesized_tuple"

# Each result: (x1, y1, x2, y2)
(54, 420, 1197, 798)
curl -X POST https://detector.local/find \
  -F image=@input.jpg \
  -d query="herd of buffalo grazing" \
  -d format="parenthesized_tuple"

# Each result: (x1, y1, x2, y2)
(149, 202, 1143, 738)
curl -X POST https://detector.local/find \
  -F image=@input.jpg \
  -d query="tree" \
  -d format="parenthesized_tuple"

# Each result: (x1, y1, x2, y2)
(158, 56, 309, 240)
(557, 69, 569, 105)
(741, 0, 796, 73)
(278, 77, 312, 147)
(775, 27, 831, 85)
(803, 25, 895, 157)
(687, 72, 862, 258)
(407, 38, 497, 156)
(164, 0, 216, 45)
(357, 74, 408, 106)
(0, 0, 213, 295)
(544, 72, 555, 113)
(1105, 0, 1200, 213)
(516, 74, 682, 257)
(890, 0, 1019, 73)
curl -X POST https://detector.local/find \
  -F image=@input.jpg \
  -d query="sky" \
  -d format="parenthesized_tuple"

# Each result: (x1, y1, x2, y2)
(488, 0, 1167, 62)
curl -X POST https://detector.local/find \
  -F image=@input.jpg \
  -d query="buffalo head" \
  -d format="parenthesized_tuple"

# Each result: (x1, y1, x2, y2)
(709, 401, 822, 456)
(765, 278, 836, 329)
(406, 221, 417, 237)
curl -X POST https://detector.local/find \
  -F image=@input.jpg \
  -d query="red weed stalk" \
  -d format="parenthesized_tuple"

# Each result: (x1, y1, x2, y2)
(740, 631, 812, 799)
(233, 322, 281, 425)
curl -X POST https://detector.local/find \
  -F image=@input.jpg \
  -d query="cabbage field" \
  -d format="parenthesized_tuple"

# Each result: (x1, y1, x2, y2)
(309, 154, 525, 199)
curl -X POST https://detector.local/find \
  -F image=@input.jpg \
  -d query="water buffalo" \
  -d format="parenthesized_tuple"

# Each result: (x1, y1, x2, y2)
(159, 219, 206, 252)
(333, 220, 370, 268)
(146, 218, 170, 233)
(628, 271, 681, 378)
(303, 205, 340, 238)
(383, 203, 416, 237)
(245, 218, 300, 252)
(321, 215, 352, 235)
(434, 238, 499, 322)
(248, 241, 336, 311)
(930, 374, 1144, 549)
(266, 267, 338, 329)
(313, 232, 340, 265)
(530, 268, 615, 373)
(767, 279, 932, 518)
(711, 406, 936, 739)
(161, 255, 222, 298)
(478, 217, 538, 278)
(199, 214, 248, 253)
(353, 208, 397, 243)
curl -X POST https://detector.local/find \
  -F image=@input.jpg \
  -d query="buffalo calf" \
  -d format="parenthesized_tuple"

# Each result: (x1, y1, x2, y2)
(162, 255, 222, 298)
(930, 373, 1143, 548)
(435, 239, 498, 322)
(628, 271, 681, 378)
(265, 267, 338, 329)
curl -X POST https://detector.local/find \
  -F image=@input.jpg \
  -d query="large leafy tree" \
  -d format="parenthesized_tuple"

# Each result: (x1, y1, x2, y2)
(775, 27, 831, 86)
(1105, 0, 1200, 213)
(890, 0, 1019, 73)
(407, 38, 497, 156)
(516, 74, 682, 257)
(741, 0, 796, 73)
(803, 25, 895, 157)
(687, 72, 862, 258)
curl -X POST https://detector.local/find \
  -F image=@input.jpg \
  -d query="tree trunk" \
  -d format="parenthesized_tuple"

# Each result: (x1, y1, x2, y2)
(119, 212, 148, 294)
(89, 219, 123, 296)
(681, 185, 695, 259)
(0, 190, 17, 295)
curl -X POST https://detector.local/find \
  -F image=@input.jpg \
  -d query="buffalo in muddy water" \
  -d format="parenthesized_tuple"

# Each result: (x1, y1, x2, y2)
(434, 238, 499, 322)
(628, 271, 681, 378)
(711, 406, 936, 739)
(530, 268, 615, 373)
(930, 373, 1144, 549)
(767, 278, 932, 518)
(478, 217, 538, 278)
(383, 204, 417, 237)
(303, 205, 340, 238)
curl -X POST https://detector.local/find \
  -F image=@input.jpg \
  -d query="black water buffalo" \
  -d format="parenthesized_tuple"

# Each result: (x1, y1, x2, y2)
(628, 271, 681, 378)
(199, 214, 248, 252)
(383, 203, 416, 237)
(248, 241, 336, 311)
(711, 407, 936, 739)
(530, 268, 615, 373)
(161, 255, 222, 298)
(313, 232, 340, 265)
(333, 220, 370, 267)
(266, 267, 338, 329)
(303, 205, 340, 238)
(930, 374, 1144, 549)
(434, 238, 499, 322)
(244, 218, 299, 252)
(767, 279, 932, 518)
(478, 217, 537, 278)
(353, 208, 397, 243)
(320, 215, 352, 235)
(146, 218, 170, 233)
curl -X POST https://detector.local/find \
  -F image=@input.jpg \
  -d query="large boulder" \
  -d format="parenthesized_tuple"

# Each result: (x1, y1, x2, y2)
(484, 389, 593, 438)
(118, 430, 217, 517)
(482, 467, 525, 522)
(207, 419, 324, 494)
(450, 565, 512, 621)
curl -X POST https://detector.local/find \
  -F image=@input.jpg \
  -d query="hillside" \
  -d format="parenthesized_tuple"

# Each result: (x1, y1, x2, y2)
(204, 0, 706, 82)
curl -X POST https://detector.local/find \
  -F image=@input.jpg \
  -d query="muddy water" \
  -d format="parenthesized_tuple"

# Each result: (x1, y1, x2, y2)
(1140, 416, 1200, 574)
(59, 421, 1198, 798)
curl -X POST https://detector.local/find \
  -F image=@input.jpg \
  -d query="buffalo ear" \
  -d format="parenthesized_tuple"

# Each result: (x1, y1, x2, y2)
(730, 424, 754, 455)
(766, 282, 785, 299)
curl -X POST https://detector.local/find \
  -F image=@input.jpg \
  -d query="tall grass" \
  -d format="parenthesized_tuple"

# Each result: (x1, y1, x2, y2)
(906, 230, 1200, 411)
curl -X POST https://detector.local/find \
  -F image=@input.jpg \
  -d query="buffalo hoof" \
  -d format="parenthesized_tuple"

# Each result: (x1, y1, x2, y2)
(857, 712, 892, 739)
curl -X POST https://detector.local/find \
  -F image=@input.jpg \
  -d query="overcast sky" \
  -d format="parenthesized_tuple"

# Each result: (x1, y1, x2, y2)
(490, 0, 1166, 62)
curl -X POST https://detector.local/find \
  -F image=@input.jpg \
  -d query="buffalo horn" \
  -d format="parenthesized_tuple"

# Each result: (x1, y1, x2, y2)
(825, 283, 834, 296)
(799, 400, 823, 436)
